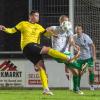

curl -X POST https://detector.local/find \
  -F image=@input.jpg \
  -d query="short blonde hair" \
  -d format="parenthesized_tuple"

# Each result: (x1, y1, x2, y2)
(59, 15, 69, 23)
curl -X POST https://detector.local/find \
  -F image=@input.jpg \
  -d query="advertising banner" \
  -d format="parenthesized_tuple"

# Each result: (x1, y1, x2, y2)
(0, 59, 100, 88)
(0, 60, 25, 87)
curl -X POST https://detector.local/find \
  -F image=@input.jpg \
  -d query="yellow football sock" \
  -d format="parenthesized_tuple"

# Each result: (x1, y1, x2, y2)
(39, 67, 48, 89)
(48, 48, 69, 61)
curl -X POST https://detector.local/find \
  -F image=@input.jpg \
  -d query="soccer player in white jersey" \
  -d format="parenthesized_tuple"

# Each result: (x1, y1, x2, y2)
(50, 16, 73, 53)
(46, 15, 85, 95)
(73, 25, 96, 91)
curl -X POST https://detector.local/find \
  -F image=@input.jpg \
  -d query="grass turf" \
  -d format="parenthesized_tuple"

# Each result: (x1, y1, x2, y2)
(0, 89, 100, 100)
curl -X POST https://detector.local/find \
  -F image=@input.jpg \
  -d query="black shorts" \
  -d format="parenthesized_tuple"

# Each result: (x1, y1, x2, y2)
(23, 43, 43, 65)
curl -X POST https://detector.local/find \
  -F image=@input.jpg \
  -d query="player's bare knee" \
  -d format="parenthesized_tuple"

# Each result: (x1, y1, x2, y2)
(38, 60, 46, 71)
(73, 68, 77, 74)
(70, 68, 79, 75)
(35, 60, 46, 71)
(88, 67, 94, 73)
(34, 65, 39, 72)
(41, 46, 50, 54)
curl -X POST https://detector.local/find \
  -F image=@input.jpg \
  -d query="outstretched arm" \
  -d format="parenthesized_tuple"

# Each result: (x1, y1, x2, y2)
(0, 25, 17, 34)
(46, 26, 58, 37)
(0, 25, 6, 31)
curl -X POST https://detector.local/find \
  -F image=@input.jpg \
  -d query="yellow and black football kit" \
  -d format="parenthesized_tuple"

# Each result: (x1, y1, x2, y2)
(3, 21, 50, 64)
(3, 21, 53, 89)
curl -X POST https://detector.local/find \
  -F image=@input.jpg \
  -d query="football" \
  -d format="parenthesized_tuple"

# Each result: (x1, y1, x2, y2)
(60, 21, 72, 32)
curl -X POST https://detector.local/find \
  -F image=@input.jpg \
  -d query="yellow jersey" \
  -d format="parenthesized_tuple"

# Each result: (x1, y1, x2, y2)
(3, 21, 50, 50)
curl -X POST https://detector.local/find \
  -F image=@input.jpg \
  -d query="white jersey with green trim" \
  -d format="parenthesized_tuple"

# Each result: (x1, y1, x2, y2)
(51, 26, 73, 52)
(73, 33, 93, 60)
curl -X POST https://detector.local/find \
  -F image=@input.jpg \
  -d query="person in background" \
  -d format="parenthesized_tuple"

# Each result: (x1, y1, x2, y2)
(73, 25, 96, 91)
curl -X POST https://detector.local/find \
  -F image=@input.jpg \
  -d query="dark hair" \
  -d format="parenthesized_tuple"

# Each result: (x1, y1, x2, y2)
(75, 24, 84, 31)
(76, 24, 83, 28)
(29, 10, 39, 15)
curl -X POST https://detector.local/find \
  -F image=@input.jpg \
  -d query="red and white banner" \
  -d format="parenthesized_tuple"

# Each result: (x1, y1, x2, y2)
(0, 59, 100, 88)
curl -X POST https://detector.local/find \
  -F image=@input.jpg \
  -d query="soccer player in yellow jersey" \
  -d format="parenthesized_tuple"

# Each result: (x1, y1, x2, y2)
(0, 10, 81, 95)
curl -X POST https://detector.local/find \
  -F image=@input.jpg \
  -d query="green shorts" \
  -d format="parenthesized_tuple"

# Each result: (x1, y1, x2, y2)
(65, 61, 82, 70)
(77, 58, 94, 69)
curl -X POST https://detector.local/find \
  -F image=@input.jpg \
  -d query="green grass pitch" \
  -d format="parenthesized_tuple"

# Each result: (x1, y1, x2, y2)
(0, 89, 100, 100)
